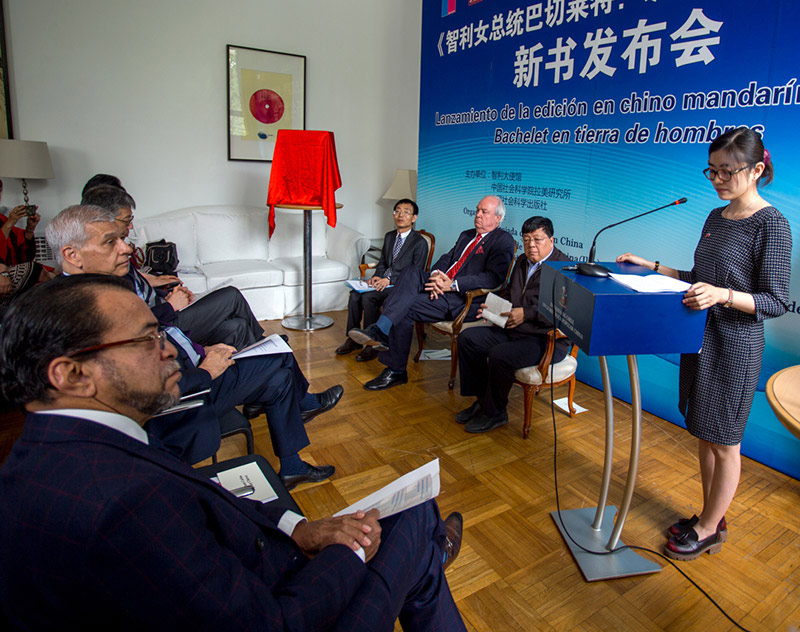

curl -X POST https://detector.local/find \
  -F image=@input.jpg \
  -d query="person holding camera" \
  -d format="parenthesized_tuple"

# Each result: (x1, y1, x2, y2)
(0, 178, 41, 266)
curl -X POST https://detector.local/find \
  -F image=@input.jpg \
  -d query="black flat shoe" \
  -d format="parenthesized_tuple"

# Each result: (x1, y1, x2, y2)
(348, 324, 389, 351)
(464, 409, 508, 434)
(301, 385, 344, 423)
(664, 527, 723, 561)
(442, 512, 463, 571)
(335, 338, 362, 355)
(455, 401, 481, 424)
(355, 346, 379, 362)
(667, 515, 728, 542)
(242, 404, 264, 419)
(364, 367, 408, 391)
(279, 463, 335, 491)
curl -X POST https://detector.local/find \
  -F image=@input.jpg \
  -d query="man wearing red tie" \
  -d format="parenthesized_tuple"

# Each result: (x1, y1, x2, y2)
(350, 195, 515, 390)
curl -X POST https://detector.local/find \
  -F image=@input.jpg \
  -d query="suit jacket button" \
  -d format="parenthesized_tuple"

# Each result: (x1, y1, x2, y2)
(256, 537, 266, 551)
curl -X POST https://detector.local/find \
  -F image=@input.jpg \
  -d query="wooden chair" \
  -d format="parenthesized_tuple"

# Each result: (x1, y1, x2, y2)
(513, 329, 579, 439)
(358, 229, 436, 278)
(413, 242, 517, 390)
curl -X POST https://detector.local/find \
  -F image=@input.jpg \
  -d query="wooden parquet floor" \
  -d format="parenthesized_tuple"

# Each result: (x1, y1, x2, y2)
(2, 312, 798, 630)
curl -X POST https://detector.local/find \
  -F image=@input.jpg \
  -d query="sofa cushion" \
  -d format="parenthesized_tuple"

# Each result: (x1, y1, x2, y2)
(198, 260, 284, 290)
(271, 256, 349, 286)
(268, 209, 327, 259)
(195, 211, 270, 264)
(174, 269, 207, 294)
(136, 214, 197, 268)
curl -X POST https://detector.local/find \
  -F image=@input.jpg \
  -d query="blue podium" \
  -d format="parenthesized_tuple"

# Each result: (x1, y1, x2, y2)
(539, 261, 706, 581)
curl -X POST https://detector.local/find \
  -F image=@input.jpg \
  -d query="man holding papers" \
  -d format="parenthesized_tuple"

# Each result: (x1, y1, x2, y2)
(457, 216, 571, 433)
(47, 204, 341, 487)
(0, 275, 466, 630)
(336, 198, 428, 362)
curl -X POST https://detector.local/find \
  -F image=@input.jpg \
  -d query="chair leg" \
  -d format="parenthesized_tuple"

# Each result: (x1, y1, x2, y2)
(567, 377, 577, 417)
(522, 384, 535, 439)
(211, 452, 218, 464)
(244, 428, 254, 455)
(413, 321, 425, 362)
(448, 335, 458, 390)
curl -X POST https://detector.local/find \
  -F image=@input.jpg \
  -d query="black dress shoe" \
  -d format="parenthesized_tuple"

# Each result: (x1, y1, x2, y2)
(241, 404, 264, 419)
(664, 527, 723, 561)
(464, 409, 508, 433)
(279, 463, 336, 491)
(364, 367, 408, 390)
(348, 324, 389, 351)
(455, 400, 481, 424)
(301, 385, 344, 423)
(355, 346, 379, 362)
(667, 515, 728, 542)
(442, 512, 463, 570)
(335, 338, 362, 355)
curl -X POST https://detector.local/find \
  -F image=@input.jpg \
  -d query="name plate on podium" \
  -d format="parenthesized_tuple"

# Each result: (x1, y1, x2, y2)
(539, 261, 706, 357)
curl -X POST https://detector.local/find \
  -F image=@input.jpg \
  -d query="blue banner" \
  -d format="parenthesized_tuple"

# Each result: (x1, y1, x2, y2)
(419, 0, 800, 478)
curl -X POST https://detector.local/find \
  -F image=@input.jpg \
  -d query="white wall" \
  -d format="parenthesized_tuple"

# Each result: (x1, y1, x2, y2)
(3, 0, 421, 239)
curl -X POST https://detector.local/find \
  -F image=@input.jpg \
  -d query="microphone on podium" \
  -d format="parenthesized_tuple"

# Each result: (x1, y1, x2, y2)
(576, 197, 688, 277)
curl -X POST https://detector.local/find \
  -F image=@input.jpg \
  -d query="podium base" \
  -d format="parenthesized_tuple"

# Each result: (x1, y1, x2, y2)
(281, 315, 334, 331)
(551, 506, 662, 581)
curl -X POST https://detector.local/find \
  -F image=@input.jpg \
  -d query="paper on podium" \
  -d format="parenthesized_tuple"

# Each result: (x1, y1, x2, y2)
(334, 459, 440, 519)
(609, 273, 691, 293)
(232, 333, 292, 360)
(215, 462, 278, 503)
(481, 292, 512, 328)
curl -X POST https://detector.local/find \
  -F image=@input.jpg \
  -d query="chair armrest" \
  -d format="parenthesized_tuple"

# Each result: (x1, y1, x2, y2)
(452, 287, 493, 331)
(359, 262, 377, 278)
(537, 329, 574, 381)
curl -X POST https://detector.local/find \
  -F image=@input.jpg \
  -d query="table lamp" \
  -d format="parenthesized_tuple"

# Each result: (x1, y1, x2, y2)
(382, 169, 417, 201)
(0, 139, 54, 204)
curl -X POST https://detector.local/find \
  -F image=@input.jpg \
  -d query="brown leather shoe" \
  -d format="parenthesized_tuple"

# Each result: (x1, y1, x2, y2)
(442, 512, 463, 570)
(335, 338, 362, 355)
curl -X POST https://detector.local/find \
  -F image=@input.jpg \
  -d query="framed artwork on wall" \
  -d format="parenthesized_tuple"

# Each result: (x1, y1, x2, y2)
(0, 0, 13, 139)
(227, 45, 306, 162)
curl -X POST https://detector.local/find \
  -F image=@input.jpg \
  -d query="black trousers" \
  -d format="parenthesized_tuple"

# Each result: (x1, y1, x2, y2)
(345, 287, 393, 332)
(457, 326, 565, 416)
(175, 286, 264, 350)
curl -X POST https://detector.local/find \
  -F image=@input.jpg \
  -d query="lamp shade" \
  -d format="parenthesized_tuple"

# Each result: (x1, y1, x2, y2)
(0, 139, 54, 180)
(382, 169, 417, 201)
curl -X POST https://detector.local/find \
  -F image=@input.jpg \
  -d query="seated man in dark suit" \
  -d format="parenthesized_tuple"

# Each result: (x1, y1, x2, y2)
(0, 274, 466, 630)
(456, 216, 572, 433)
(350, 195, 515, 390)
(46, 205, 341, 488)
(336, 198, 428, 362)
(80, 183, 264, 350)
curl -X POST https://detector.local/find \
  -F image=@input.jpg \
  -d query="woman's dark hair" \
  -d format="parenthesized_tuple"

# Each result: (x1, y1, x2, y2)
(395, 198, 419, 216)
(521, 216, 554, 238)
(709, 126, 773, 186)
(0, 274, 130, 406)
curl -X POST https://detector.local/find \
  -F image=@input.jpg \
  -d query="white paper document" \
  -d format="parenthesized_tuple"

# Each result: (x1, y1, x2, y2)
(609, 273, 691, 293)
(345, 279, 394, 293)
(215, 462, 278, 503)
(553, 397, 588, 415)
(481, 292, 513, 328)
(334, 459, 441, 519)
(232, 333, 292, 360)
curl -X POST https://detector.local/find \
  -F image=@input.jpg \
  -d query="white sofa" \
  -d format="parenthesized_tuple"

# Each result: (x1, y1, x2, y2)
(133, 205, 370, 321)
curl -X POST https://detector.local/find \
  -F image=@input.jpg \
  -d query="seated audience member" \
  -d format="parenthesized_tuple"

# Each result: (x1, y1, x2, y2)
(350, 195, 515, 390)
(0, 178, 40, 265)
(336, 198, 428, 362)
(46, 205, 340, 487)
(48, 201, 264, 350)
(456, 216, 571, 433)
(0, 261, 54, 316)
(0, 274, 466, 630)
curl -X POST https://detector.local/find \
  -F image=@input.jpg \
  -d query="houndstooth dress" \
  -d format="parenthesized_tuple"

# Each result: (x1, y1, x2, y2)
(677, 206, 792, 445)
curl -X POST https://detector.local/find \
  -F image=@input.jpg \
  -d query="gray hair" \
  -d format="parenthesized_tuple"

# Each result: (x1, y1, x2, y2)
(46, 204, 117, 265)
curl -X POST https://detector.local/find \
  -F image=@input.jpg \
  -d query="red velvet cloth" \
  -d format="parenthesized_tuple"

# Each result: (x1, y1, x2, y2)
(266, 130, 342, 237)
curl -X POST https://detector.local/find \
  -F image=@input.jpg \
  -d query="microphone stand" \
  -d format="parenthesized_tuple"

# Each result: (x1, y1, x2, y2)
(576, 198, 688, 277)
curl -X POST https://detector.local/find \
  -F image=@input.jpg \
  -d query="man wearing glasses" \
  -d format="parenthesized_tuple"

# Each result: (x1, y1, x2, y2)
(336, 198, 428, 362)
(0, 274, 466, 630)
(456, 216, 571, 433)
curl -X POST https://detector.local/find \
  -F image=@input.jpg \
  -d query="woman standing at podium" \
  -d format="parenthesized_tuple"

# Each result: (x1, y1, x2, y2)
(617, 127, 792, 561)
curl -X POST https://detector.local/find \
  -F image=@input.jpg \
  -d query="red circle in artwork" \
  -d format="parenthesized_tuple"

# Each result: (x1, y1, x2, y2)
(249, 89, 285, 124)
